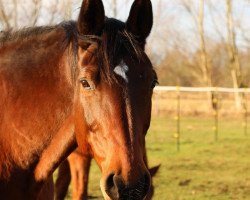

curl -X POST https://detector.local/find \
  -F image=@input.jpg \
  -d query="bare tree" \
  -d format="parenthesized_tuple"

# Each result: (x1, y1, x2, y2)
(0, 0, 11, 29)
(46, 0, 59, 24)
(198, 0, 211, 88)
(12, 0, 18, 28)
(226, 0, 243, 108)
(0, 0, 77, 29)
(206, 0, 226, 43)
(31, 0, 42, 26)
(112, 0, 118, 17)
(60, 0, 72, 21)
(105, 0, 131, 18)
(180, 0, 211, 88)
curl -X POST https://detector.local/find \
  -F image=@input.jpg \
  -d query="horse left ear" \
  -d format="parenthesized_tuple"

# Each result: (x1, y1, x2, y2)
(126, 0, 153, 45)
(77, 0, 105, 36)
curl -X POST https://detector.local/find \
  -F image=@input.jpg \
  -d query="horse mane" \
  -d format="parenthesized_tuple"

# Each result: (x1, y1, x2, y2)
(0, 18, 146, 85)
(95, 18, 145, 85)
(0, 21, 77, 45)
(0, 26, 55, 44)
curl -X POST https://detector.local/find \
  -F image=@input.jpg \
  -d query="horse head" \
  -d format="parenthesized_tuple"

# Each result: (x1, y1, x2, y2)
(73, 0, 156, 199)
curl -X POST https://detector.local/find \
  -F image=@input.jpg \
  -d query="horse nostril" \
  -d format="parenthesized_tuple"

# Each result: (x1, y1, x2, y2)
(105, 173, 118, 199)
(105, 173, 125, 199)
(105, 172, 151, 200)
(106, 173, 115, 190)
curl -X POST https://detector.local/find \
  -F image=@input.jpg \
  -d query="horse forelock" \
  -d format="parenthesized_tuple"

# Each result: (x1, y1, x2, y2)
(99, 18, 145, 85)
(76, 18, 146, 86)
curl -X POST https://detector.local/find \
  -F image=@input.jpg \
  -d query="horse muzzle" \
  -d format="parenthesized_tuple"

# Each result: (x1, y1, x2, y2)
(103, 172, 151, 200)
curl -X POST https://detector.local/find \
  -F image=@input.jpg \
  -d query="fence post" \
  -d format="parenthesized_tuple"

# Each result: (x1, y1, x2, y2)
(243, 88, 248, 136)
(212, 88, 219, 141)
(175, 86, 181, 152)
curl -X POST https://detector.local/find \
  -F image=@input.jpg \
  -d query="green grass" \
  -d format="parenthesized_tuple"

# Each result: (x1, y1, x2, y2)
(65, 116, 250, 200)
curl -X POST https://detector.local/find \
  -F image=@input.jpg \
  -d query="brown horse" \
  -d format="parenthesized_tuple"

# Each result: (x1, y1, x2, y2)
(55, 150, 160, 200)
(0, 0, 157, 199)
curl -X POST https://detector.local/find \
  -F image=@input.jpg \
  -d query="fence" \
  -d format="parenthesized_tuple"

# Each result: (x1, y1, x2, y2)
(152, 86, 250, 151)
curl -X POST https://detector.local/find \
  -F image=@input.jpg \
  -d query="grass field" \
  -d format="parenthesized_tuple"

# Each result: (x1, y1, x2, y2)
(64, 116, 250, 200)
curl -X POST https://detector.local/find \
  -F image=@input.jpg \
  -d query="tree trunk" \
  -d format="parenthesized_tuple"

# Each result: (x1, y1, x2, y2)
(0, 0, 11, 29)
(199, 0, 210, 87)
(198, 0, 212, 105)
(112, 0, 117, 17)
(226, 0, 242, 109)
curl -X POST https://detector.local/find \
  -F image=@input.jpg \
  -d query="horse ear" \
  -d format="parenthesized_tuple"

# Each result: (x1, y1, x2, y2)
(77, 0, 105, 35)
(126, 0, 153, 44)
(149, 164, 160, 177)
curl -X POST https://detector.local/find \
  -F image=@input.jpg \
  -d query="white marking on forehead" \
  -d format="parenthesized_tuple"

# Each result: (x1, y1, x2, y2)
(114, 61, 129, 83)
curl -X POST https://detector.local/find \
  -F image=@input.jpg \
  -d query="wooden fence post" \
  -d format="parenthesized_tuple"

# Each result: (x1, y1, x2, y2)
(243, 88, 248, 136)
(175, 86, 181, 152)
(212, 88, 219, 141)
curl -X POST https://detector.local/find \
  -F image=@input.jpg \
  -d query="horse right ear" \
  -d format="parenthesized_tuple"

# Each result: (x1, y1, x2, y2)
(77, 0, 105, 36)
(126, 0, 153, 45)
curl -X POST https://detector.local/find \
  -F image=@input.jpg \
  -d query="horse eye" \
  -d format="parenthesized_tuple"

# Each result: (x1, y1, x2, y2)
(80, 79, 92, 90)
(139, 73, 144, 79)
(151, 79, 159, 89)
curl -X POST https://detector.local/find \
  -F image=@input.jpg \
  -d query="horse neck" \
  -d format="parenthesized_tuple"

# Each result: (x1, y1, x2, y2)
(0, 28, 75, 171)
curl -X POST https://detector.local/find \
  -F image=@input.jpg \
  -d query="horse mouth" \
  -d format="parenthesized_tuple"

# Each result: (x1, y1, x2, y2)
(104, 183, 150, 200)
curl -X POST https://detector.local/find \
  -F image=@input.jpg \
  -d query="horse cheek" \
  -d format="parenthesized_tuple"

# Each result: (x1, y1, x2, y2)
(74, 101, 89, 153)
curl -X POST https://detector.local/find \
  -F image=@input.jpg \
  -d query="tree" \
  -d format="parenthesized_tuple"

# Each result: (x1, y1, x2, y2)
(198, 0, 211, 88)
(0, 0, 12, 29)
(226, 0, 243, 108)
(0, 0, 76, 29)
(180, 0, 211, 88)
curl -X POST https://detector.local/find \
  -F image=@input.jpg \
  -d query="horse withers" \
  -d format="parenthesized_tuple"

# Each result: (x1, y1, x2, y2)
(0, 0, 157, 199)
